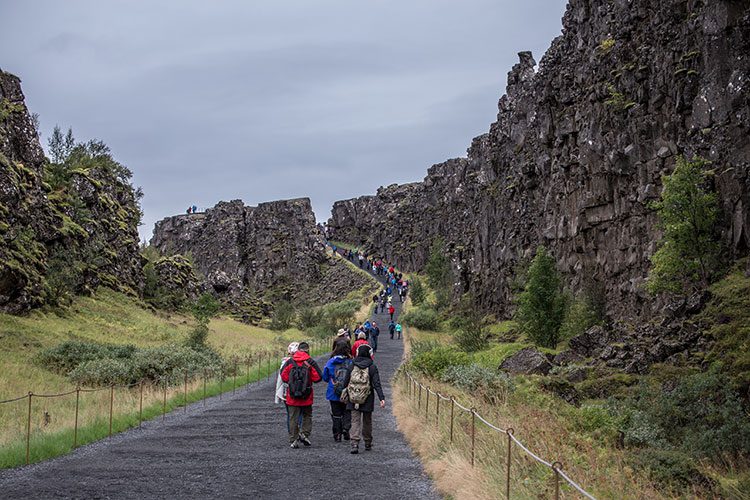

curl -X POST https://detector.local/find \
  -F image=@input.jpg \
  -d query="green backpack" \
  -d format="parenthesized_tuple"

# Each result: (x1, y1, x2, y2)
(347, 366, 372, 406)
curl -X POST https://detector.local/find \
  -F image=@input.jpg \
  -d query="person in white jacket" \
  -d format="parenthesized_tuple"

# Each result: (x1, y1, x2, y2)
(275, 342, 302, 432)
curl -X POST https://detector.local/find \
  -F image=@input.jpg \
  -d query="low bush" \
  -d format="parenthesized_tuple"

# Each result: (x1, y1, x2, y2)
(409, 277, 426, 305)
(441, 363, 513, 403)
(296, 306, 323, 330)
(269, 301, 295, 331)
(401, 307, 440, 331)
(411, 346, 469, 377)
(39, 340, 225, 386)
(633, 448, 712, 491)
(320, 299, 359, 331)
(616, 370, 750, 461)
(410, 339, 441, 357)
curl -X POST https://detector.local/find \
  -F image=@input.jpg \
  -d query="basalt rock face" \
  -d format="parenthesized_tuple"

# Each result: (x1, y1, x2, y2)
(0, 70, 144, 313)
(328, 0, 750, 322)
(151, 198, 334, 306)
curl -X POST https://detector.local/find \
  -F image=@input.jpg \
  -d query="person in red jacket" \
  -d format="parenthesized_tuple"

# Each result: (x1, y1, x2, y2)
(388, 303, 395, 321)
(280, 342, 322, 448)
(351, 332, 369, 357)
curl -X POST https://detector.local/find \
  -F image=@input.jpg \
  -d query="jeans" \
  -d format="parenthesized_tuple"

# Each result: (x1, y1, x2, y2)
(350, 409, 373, 446)
(288, 405, 313, 443)
(330, 400, 351, 437)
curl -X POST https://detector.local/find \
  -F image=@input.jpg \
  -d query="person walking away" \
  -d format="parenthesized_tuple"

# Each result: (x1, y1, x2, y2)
(322, 343, 352, 441)
(372, 294, 379, 313)
(395, 323, 403, 340)
(351, 331, 369, 357)
(344, 344, 385, 454)
(388, 303, 395, 321)
(370, 321, 380, 352)
(388, 320, 396, 339)
(275, 342, 302, 433)
(280, 342, 322, 448)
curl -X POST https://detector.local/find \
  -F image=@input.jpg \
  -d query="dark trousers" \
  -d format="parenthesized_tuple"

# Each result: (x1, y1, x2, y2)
(285, 403, 303, 433)
(330, 400, 351, 437)
(371, 337, 378, 352)
(288, 405, 313, 443)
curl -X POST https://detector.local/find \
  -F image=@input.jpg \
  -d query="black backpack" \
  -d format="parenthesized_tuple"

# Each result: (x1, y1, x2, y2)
(288, 361, 312, 399)
(333, 361, 350, 397)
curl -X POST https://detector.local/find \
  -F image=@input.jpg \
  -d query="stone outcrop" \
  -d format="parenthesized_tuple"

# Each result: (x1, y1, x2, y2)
(328, 0, 750, 324)
(150, 198, 371, 312)
(499, 348, 553, 375)
(0, 70, 143, 313)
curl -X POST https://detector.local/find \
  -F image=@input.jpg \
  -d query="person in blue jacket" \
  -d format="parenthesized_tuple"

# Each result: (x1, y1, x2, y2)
(322, 342, 353, 442)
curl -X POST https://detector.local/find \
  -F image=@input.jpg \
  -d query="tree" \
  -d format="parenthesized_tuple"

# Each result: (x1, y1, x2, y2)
(47, 125, 75, 164)
(425, 237, 452, 310)
(187, 293, 221, 349)
(514, 246, 566, 348)
(410, 276, 426, 306)
(450, 293, 487, 352)
(647, 156, 722, 295)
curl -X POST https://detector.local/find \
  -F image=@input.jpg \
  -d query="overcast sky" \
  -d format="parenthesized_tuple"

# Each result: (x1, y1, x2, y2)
(0, 0, 567, 241)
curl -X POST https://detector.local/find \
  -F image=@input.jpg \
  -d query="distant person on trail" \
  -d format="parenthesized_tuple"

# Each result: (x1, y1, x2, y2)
(344, 344, 386, 454)
(388, 303, 395, 321)
(395, 323, 402, 340)
(372, 294, 379, 312)
(388, 320, 396, 339)
(280, 342, 323, 448)
(370, 321, 380, 352)
(186, 207, 192, 214)
(192, 204, 197, 213)
(275, 342, 302, 432)
(322, 342, 353, 442)
(351, 332, 369, 358)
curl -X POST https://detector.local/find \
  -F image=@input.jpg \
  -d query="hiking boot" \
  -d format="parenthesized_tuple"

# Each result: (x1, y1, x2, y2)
(334, 434, 342, 442)
(299, 435, 312, 447)
(290, 440, 300, 449)
(365, 443, 372, 451)
(350, 445, 359, 454)
(342, 431, 350, 441)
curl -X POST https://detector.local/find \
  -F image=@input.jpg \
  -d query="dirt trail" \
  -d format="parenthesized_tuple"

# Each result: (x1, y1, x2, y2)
(0, 255, 437, 499)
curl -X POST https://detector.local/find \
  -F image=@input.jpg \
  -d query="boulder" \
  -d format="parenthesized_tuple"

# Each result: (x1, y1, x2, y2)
(499, 348, 553, 375)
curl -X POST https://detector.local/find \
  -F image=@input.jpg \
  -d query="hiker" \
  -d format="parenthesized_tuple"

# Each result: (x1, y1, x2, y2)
(351, 331, 369, 357)
(388, 320, 396, 339)
(370, 321, 380, 352)
(332, 328, 350, 351)
(395, 323, 402, 339)
(388, 303, 395, 321)
(322, 342, 353, 442)
(280, 341, 323, 448)
(186, 207, 192, 214)
(275, 342, 303, 433)
(372, 294, 379, 312)
(399, 287, 407, 303)
(344, 344, 386, 454)
(192, 204, 197, 213)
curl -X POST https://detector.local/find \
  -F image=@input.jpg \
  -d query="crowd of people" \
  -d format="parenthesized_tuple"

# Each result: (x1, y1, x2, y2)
(273, 254, 403, 454)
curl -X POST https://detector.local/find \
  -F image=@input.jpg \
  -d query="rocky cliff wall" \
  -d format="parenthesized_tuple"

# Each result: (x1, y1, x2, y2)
(0, 70, 143, 313)
(151, 198, 370, 310)
(328, 0, 750, 321)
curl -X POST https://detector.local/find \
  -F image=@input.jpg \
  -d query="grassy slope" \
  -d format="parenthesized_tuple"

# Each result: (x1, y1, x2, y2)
(0, 289, 309, 466)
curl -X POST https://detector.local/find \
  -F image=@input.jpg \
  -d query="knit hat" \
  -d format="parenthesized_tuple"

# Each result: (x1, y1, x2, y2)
(287, 342, 299, 355)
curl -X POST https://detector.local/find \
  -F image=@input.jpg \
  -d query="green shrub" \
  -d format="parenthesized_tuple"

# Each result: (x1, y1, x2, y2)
(68, 358, 132, 386)
(449, 294, 488, 352)
(559, 295, 603, 341)
(617, 370, 750, 461)
(37, 341, 136, 374)
(634, 449, 711, 491)
(296, 306, 323, 329)
(410, 339, 441, 357)
(441, 363, 513, 403)
(410, 277, 426, 306)
(401, 307, 440, 331)
(411, 346, 469, 377)
(320, 299, 359, 331)
(269, 300, 295, 331)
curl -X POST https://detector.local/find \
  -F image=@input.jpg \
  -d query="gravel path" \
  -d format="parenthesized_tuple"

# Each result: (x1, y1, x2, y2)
(0, 257, 437, 499)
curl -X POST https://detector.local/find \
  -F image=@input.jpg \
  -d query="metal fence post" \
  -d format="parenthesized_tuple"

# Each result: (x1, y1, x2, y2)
(74, 387, 80, 447)
(219, 369, 223, 399)
(139, 382, 144, 427)
(436, 392, 440, 425)
(184, 371, 188, 412)
(162, 379, 167, 421)
(267, 352, 271, 381)
(470, 408, 476, 467)
(450, 396, 455, 444)
(425, 387, 430, 419)
(108, 385, 114, 437)
(233, 359, 238, 395)
(246, 358, 250, 392)
(26, 392, 32, 465)
(552, 461, 562, 500)
(506, 428, 513, 499)
(257, 353, 261, 380)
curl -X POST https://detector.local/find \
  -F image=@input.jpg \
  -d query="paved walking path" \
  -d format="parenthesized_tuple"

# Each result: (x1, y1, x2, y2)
(0, 255, 437, 499)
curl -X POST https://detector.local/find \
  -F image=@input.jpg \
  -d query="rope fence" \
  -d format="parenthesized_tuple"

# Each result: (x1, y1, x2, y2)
(402, 370, 596, 500)
(0, 339, 329, 467)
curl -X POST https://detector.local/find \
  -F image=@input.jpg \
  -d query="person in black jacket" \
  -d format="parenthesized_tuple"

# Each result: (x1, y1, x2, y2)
(344, 344, 385, 454)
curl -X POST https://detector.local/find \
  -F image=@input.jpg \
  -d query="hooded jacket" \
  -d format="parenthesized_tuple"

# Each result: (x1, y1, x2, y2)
(280, 350, 322, 406)
(343, 356, 385, 413)
(322, 355, 352, 401)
